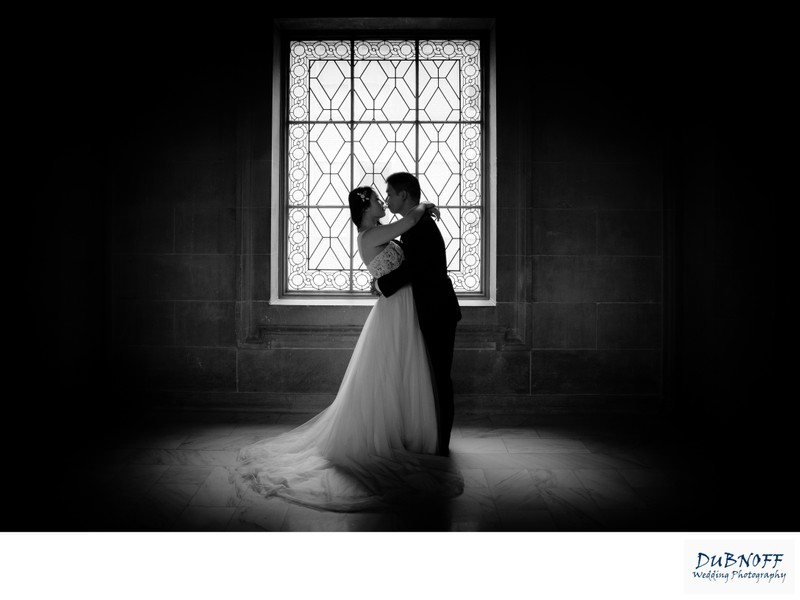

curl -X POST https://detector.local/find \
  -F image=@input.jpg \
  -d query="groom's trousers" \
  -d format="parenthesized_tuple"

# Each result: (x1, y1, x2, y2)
(421, 318, 458, 456)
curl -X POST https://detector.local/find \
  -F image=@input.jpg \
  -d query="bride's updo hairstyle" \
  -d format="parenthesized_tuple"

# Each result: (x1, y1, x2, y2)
(348, 186, 374, 228)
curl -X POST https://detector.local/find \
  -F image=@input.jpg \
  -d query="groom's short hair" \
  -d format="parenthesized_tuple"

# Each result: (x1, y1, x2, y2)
(386, 172, 421, 202)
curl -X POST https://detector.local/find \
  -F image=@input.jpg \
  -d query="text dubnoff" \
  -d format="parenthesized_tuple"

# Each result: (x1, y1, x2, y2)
(685, 539, 794, 594)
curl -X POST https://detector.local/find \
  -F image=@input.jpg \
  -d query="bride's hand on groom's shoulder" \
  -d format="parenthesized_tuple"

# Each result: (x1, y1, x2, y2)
(423, 201, 440, 221)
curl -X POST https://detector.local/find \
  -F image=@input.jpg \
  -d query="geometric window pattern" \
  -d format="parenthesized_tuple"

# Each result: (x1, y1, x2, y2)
(285, 39, 482, 293)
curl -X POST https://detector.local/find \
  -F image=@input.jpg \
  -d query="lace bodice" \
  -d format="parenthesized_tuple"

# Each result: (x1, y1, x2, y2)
(367, 241, 404, 278)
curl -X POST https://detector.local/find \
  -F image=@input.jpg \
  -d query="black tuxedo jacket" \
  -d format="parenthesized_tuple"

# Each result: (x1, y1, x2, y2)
(377, 213, 462, 329)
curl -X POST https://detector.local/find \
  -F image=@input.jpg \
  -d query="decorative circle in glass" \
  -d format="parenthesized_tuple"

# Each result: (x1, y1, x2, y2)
(354, 272, 369, 288)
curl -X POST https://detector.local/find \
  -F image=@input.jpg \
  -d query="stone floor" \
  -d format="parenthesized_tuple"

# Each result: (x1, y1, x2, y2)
(8, 408, 794, 533)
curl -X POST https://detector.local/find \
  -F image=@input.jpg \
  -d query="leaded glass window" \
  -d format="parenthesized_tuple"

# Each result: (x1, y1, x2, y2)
(283, 38, 483, 295)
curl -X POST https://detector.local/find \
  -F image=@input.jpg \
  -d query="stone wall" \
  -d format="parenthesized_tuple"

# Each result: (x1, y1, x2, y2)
(38, 17, 776, 427)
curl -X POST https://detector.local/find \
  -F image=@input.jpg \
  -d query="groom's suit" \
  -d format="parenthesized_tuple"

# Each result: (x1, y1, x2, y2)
(377, 212, 461, 456)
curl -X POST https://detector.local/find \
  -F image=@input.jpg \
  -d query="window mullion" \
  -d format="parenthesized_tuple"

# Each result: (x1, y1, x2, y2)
(349, 38, 355, 292)
(415, 38, 419, 179)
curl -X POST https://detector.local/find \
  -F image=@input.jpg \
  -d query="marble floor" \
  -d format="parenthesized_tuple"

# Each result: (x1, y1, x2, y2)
(21, 409, 724, 533)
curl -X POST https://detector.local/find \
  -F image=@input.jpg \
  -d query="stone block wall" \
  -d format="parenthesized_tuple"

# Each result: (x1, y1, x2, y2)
(41, 18, 773, 424)
(98, 22, 672, 417)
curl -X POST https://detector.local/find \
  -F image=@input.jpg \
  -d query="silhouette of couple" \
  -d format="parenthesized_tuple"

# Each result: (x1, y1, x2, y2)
(236, 172, 462, 511)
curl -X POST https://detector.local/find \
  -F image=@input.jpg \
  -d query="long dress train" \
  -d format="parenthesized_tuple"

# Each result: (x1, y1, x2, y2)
(234, 240, 463, 511)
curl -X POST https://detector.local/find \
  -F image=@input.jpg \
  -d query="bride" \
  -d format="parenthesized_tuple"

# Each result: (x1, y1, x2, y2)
(234, 186, 464, 512)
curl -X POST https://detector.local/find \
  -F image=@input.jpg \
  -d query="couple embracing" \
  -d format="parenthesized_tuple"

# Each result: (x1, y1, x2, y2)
(236, 172, 462, 511)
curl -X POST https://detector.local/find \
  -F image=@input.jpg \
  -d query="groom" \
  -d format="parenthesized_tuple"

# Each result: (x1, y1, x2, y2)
(375, 172, 462, 457)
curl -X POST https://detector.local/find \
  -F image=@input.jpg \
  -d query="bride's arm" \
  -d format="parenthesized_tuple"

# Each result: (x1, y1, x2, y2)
(360, 202, 438, 247)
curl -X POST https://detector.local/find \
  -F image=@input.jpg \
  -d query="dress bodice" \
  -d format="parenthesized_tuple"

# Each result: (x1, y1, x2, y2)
(367, 240, 404, 278)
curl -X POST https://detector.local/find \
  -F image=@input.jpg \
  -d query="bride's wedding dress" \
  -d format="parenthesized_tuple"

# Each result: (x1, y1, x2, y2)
(235, 240, 463, 511)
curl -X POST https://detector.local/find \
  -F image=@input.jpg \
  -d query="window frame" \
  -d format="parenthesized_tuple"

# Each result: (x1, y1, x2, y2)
(269, 23, 496, 307)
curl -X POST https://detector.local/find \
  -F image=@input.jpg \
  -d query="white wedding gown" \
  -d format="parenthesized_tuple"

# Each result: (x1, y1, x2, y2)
(235, 240, 463, 511)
